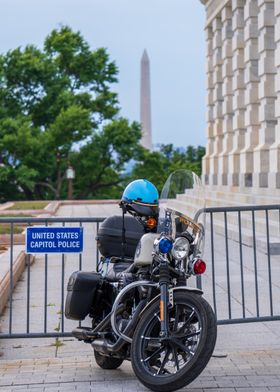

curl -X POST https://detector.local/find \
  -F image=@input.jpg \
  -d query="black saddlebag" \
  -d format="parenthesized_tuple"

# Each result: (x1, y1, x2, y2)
(65, 271, 102, 320)
(96, 215, 145, 258)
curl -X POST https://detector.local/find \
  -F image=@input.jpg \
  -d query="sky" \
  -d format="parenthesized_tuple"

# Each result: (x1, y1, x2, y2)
(0, 0, 206, 148)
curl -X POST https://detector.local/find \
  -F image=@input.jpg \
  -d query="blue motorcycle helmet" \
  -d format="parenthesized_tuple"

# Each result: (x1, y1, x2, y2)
(121, 179, 159, 217)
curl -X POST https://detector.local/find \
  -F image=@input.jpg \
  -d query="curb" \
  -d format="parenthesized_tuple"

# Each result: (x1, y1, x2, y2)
(0, 202, 14, 211)
(0, 251, 35, 315)
(58, 199, 118, 206)
(0, 199, 118, 216)
(0, 234, 25, 246)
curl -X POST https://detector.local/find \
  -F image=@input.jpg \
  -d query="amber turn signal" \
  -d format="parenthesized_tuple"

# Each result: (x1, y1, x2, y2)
(146, 217, 157, 229)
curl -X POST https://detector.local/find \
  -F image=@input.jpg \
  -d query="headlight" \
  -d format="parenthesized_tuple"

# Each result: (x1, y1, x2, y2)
(171, 237, 190, 260)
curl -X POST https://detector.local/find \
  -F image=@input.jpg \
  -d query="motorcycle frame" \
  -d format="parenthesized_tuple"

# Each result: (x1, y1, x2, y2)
(108, 274, 203, 344)
(110, 280, 158, 344)
(107, 260, 203, 344)
(78, 275, 203, 357)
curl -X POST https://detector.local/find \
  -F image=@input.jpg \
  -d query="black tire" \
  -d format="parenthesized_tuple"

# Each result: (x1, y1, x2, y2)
(94, 350, 124, 369)
(131, 291, 217, 392)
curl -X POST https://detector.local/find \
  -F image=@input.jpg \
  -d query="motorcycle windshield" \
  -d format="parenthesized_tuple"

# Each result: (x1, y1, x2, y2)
(157, 170, 206, 256)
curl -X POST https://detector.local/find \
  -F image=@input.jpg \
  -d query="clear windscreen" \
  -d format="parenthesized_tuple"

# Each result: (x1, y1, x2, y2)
(157, 170, 206, 256)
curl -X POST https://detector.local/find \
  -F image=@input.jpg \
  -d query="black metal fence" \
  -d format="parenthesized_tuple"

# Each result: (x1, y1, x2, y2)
(0, 205, 279, 339)
(199, 204, 280, 325)
(0, 217, 104, 339)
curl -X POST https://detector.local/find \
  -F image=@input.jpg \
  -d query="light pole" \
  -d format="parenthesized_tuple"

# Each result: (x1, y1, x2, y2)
(66, 165, 75, 200)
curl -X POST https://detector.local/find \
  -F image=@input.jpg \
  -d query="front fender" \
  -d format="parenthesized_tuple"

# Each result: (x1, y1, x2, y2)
(171, 286, 203, 295)
(139, 286, 203, 320)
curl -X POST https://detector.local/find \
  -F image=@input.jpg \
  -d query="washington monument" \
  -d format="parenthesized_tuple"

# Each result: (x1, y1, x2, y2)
(140, 49, 152, 150)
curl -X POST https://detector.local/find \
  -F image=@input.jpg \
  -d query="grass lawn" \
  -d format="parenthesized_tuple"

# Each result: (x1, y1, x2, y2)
(0, 226, 24, 234)
(7, 201, 48, 210)
(0, 214, 33, 218)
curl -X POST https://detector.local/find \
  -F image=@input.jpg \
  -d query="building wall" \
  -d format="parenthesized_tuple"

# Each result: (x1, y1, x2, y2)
(200, 0, 280, 189)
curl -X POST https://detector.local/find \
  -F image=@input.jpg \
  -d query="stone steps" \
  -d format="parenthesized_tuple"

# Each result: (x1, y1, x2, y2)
(178, 189, 280, 207)
(169, 198, 280, 255)
(203, 186, 280, 205)
(171, 198, 279, 227)
(209, 219, 280, 255)
(176, 192, 280, 223)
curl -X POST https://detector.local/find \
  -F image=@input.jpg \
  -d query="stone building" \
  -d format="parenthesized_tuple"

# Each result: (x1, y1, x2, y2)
(200, 0, 280, 191)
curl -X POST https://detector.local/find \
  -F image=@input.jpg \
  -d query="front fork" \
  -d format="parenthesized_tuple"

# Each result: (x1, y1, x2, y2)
(159, 257, 170, 336)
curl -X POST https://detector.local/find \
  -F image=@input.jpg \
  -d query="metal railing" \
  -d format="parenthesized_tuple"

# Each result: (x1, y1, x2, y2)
(0, 217, 104, 339)
(0, 205, 280, 339)
(198, 204, 280, 325)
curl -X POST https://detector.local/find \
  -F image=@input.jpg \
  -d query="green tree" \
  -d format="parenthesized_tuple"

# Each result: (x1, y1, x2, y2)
(0, 26, 140, 201)
(72, 118, 141, 199)
(131, 144, 205, 193)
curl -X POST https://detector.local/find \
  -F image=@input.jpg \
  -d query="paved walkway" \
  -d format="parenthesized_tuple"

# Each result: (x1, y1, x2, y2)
(0, 204, 279, 391)
(0, 350, 280, 391)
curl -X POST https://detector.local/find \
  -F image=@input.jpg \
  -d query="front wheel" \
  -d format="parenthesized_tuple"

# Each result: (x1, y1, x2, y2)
(131, 291, 217, 392)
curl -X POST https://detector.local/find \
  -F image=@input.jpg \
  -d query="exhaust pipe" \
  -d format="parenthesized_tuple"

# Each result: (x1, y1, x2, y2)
(91, 300, 146, 354)
(72, 327, 97, 341)
(71, 305, 125, 342)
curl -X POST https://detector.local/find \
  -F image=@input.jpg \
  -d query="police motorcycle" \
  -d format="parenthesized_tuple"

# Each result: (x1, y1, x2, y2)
(65, 170, 217, 392)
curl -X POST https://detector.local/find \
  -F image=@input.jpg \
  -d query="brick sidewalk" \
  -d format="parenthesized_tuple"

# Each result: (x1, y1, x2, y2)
(0, 350, 280, 391)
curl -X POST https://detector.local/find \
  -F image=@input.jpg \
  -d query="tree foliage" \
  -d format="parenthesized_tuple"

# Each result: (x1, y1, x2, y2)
(130, 144, 205, 193)
(0, 26, 135, 201)
(0, 26, 205, 202)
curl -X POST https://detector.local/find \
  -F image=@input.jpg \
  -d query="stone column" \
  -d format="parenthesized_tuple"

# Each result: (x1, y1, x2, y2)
(209, 15, 223, 185)
(253, 0, 276, 188)
(202, 26, 214, 185)
(219, 5, 233, 186)
(269, 0, 280, 188)
(239, 0, 259, 187)
(228, 0, 246, 186)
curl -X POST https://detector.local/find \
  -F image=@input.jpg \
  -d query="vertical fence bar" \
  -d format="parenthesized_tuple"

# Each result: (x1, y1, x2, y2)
(79, 221, 82, 271)
(26, 254, 31, 333)
(238, 211, 246, 318)
(251, 210, 259, 317)
(9, 222, 14, 334)
(224, 211, 231, 319)
(96, 221, 100, 271)
(44, 253, 48, 333)
(265, 210, 273, 316)
(44, 221, 48, 334)
(210, 212, 217, 315)
(61, 222, 65, 333)
(196, 275, 202, 290)
(79, 252, 82, 270)
(78, 221, 83, 328)
(61, 253, 65, 333)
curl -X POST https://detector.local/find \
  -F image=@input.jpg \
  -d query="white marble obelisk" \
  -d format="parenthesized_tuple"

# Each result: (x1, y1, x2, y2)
(140, 50, 152, 150)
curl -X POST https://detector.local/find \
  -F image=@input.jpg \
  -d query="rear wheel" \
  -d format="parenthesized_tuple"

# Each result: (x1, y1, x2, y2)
(94, 350, 123, 369)
(131, 291, 217, 392)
